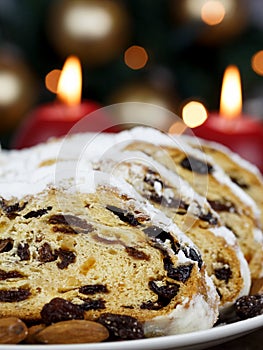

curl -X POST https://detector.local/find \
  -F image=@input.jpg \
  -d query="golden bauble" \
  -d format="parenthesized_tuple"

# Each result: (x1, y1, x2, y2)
(171, 0, 248, 45)
(0, 50, 36, 133)
(109, 81, 179, 130)
(48, 0, 131, 66)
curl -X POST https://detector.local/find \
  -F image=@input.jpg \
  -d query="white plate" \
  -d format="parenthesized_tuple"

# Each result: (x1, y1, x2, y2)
(1, 314, 262, 350)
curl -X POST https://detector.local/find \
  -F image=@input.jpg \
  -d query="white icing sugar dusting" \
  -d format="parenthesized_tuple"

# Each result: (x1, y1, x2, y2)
(0, 127, 261, 223)
(143, 290, 219, 336)
(253, 227, 263, 245)
(212, 166, 260, 220)
(95, 149, 218, 221)
(110, 127, 260, 220)
(182, 134, 263, 181)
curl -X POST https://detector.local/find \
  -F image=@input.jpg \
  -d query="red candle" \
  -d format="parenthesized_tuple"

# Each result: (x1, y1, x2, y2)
(189, 65, 263, 173)
(12, 56, 116, 149)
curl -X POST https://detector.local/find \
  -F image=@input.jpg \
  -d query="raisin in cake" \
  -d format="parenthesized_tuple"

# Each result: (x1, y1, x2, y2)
(95, 150, 251, 309)
(182, 135, 263, 228)
(0, 168, 219, 337)
(118, 127, 263, 280)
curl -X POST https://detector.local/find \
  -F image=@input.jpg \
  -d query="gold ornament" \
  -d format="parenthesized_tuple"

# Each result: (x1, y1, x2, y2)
(48, 0, 131, 65)
(109, 81, 179, 130)
(171, 0, 248, 45)
(0, 51, 36, 133)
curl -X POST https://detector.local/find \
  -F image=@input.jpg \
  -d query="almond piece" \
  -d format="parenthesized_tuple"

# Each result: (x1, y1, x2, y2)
(0, 317, 28, 344)
(35, 319, 109, 344)
(25, 324, 46, 344)
(250, 277, 263, 295)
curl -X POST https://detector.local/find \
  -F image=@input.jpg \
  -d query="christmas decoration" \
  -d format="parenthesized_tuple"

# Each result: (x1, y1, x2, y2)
(172, 0, 248, 45)
(0, 49, 36, 134)
(124, 45, 149, 70)
(12, 55, 116, 149)
(109, 81, 179, 130)
(47, 0, 131, 66)
(191, 65, 263, 172)
(0, 0, 262, 148)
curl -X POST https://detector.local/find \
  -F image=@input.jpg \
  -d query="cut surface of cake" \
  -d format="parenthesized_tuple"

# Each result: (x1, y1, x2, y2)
(95, 150, 251, 309)
(181, 135, 263, 228)
(1, 125, 263, 343)
(0, 169, 219, 337)
(118, 127, 263, 279)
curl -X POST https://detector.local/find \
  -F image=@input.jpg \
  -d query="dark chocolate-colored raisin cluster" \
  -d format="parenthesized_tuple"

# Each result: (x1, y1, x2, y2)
(235, 294, 263, 319)
(180, 156, 214, 175)
(97, 313, 144, 340)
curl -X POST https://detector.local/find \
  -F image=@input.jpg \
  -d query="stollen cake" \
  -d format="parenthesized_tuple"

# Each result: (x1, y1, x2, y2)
(95, 150, 251, 309)
(181, 135, 263, 228)
(2, 126, 261, 279)
(120, 127, 263, 279)
(0, 167, 219, 337)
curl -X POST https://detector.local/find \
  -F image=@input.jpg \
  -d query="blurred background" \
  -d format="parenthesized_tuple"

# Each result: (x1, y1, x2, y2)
(0, 0, 263, 149)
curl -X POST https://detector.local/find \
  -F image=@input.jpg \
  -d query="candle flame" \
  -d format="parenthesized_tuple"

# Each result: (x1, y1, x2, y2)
(182, 101, 208, 128)
(220, 65, 242, 119)
(57, 55, 82, 106)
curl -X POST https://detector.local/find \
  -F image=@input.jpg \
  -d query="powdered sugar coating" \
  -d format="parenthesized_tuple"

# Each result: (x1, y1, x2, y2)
(95, 149, 219, 223)
(143, 285, 218, 337)
(182, 135, 263, 181)
(0, 127, 261, 223)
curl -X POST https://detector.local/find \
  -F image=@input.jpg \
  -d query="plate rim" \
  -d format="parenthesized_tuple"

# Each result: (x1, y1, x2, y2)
(1, 314, 262, 350)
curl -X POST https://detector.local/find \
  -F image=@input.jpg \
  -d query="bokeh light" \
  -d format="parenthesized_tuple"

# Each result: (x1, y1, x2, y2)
(63, 4, 113, 40)
(251, 50, 263, 76)
(0, 71, 22, 106)
(168, 121, 187, 135)
(45, 69, 61, 94)
(201, 1, 225, 26)
(124, 45, 148, 70)
(48, 0, 130, 66)
(182, 101, 208, 128)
